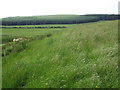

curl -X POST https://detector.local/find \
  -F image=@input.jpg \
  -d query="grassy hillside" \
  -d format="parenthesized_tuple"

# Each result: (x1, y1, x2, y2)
(1, 14, 119, 25)
(2, 15, 100, 25)
(2, 20, 118, 88)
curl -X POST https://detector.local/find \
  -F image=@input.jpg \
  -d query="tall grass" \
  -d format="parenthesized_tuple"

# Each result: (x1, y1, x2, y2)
(2, 20, 118, 88)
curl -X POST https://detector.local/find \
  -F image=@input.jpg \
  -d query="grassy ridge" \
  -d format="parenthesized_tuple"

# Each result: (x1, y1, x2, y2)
(1, 15, 100, 25)
(2, 20, 118, 88)
(1, 14, 119, 25)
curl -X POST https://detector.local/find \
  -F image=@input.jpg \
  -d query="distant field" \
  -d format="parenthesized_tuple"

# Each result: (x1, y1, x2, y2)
(1, 15, 99, 25)
(2, 24, 72, 44)
(1, 14, 119, 25)
(2, 28, 63, 37)
(2, 24, 72, 27)
(2, 20, 118, 88)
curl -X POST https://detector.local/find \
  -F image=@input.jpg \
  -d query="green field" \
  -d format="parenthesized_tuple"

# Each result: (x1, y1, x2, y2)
(2, 25, 72, 44)
(2, 14, 119, 25)
(2, 20, 118, 88)
(1, 15, 100, 25)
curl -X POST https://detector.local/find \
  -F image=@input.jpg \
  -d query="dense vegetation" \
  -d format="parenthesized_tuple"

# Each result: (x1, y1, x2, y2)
(2, 20, 118, 88)
(85, 14, 119, 20)
(1, 14, 119, 25)
(1, 26, 66, 29)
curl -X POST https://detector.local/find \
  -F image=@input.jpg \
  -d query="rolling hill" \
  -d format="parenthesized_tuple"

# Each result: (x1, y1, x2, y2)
(1, 14, 119, 25)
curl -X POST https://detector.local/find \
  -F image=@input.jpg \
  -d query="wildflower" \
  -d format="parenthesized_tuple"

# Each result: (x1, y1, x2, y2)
(95, 86, 99, 88)
(45, 83, 48, 85)
(93, 64, 96, 66)
(96, 75, 100, 78)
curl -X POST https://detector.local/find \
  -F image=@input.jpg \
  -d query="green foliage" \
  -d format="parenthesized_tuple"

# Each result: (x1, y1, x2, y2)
(2, 20, 118, 88)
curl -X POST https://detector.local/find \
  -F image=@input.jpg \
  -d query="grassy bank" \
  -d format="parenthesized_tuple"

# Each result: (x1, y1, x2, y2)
(2, 20, 118, 88)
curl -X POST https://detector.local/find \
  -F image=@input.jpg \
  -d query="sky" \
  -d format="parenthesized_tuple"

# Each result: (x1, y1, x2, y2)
(0, 0, 119, 18)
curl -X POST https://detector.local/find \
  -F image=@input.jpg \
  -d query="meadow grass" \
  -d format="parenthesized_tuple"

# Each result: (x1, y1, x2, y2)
(2, 25, 69, 44)
(2, 20, 118, 88)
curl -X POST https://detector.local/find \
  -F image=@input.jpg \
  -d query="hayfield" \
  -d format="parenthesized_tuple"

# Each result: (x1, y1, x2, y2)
(2, 20, 118, 88)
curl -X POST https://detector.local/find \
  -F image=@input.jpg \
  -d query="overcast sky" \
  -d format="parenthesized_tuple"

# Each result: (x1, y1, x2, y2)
(0, 0, 119, 18)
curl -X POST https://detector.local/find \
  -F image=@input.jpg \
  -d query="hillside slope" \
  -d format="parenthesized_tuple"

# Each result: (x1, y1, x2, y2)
(1, 14, 119, 25)
(2, 20, 118, 88)
(2, 15, 99, 25)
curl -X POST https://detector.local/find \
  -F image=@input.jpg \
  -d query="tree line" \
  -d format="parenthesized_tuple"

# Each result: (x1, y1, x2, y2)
(1, 26, 66, 29)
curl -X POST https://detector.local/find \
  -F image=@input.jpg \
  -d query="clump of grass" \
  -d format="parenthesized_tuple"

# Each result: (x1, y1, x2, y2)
(2, 35, 18, 44)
